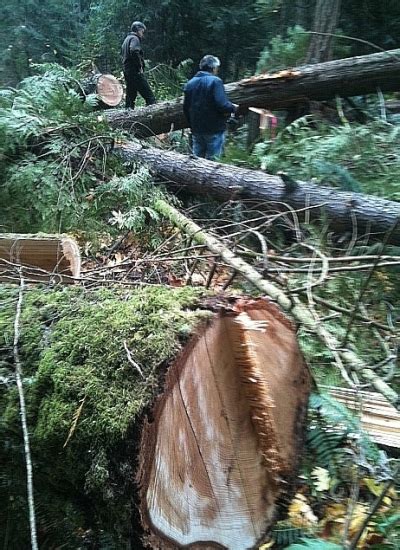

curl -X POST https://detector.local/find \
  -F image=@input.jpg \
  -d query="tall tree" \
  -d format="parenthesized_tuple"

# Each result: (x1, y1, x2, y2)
(0, 0, 90, 86)
(295, 0, 312, 29)
(82, 0, 269, 80)
(305, 0, 342, 63)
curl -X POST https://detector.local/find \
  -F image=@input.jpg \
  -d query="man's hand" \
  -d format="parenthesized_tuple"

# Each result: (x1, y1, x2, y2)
(235, 104, 248, 116)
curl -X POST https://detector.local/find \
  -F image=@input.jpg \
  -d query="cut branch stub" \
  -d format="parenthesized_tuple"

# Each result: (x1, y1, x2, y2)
(138, 299, 311, 549)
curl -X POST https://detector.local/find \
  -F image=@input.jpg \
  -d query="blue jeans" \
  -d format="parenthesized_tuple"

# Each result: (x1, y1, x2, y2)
(192, 132, 225, 160)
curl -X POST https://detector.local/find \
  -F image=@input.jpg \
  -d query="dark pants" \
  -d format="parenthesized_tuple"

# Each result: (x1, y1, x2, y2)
(123, 70, 156, 109)
(192, 132, 226, 160)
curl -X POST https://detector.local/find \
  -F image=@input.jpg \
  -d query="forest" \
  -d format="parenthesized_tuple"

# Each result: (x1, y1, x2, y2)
(1, 0, 400, 549)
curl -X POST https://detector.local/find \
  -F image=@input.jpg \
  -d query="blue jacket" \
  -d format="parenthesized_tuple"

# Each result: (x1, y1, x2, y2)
(183, 71, 235, 135)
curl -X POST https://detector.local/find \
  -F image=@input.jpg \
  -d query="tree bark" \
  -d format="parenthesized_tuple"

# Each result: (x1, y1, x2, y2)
(325, 386, 400, 449)
(305, 0, 342, 63)
(117, 142, 400, 244)
(0, 286, 311, 548)
(295, 0, 311, 29)
(105, 49, 400, 137)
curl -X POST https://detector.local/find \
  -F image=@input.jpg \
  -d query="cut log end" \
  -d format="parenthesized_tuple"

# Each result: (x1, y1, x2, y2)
(0, 234, 81, 283)
(138, 299, 311, 549)
(96, 74, 123, 107)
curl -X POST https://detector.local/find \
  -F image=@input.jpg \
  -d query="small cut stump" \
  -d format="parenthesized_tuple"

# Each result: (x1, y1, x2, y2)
(0, 233, 81, 283)
(138, 298, 311, 549)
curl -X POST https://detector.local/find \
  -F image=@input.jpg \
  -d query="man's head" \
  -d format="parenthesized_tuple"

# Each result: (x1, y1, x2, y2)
(199, 55, 220, 74)
(131, 21, 146, 38)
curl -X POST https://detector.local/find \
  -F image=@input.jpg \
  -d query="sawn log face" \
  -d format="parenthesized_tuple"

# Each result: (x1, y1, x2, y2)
(138, 299, 311, 549)
(0, 234, 81, 283)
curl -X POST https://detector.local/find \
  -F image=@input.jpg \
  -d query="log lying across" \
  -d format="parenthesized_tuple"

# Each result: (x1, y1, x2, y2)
(106, 49, 400, 136)
(326, 386, 400, 449)
(0, 233, 81, 283)
(118, 142, 400, 243)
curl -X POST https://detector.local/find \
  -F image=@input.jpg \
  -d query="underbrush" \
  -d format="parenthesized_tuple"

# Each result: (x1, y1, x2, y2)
(250, 117, 400, 200)
(0, 64, 169, 248)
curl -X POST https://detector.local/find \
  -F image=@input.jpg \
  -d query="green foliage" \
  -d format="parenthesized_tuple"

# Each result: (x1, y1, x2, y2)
(252, 118, 400, 199)
(0, 284, 210, 546)
(81, 0, 268, 81)
(145, 59, 194, 102)
(271, 525, 308, 547)
(0, 65, 172, 240)
(307, 392, 380, 472)
(375, 512, 400, 547)
(257, 25, 310, 72)
(312, 160, 361, 192)
(0, 0, 90, 86)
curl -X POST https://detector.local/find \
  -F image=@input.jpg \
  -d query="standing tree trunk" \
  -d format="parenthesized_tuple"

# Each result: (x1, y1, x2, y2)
(295, 0, 311, 29)
(306, 0, 342, 63)
(246, 110, 261, 149)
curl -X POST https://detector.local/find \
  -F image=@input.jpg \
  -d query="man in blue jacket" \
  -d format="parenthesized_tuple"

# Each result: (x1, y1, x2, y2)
(183, 55, 238, 160)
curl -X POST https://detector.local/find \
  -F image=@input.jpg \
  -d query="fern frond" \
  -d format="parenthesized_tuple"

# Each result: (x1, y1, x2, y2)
(271, 524, 308, 547)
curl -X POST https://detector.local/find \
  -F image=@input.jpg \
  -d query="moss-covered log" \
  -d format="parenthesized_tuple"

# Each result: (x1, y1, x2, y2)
(1, 285, 310, 549)
(105, 49, 400, 137)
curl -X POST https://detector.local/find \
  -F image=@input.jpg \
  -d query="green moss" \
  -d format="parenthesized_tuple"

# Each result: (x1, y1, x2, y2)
(0, 284, 210, 547)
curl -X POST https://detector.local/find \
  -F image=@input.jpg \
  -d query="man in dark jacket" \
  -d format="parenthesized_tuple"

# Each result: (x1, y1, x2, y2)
(183, 55, 237, 160)
(121, 21, 156, 109)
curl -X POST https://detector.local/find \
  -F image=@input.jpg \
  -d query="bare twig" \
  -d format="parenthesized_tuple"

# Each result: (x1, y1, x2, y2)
(311, 296, 394, 333)
(63, 396, 86, 448)
(205, 260, 218, 289)
(289, 243, 329, 292)
(377, 87, 387, 122)
(342, 220, 399, 347)
(123, 340, 144, 378)
(154, 198, 399, 405)
(300, 31, 400, 61)
(222, 270, 238, 290)
(348, 463, 400, 550)
(13, 271, 38, 550)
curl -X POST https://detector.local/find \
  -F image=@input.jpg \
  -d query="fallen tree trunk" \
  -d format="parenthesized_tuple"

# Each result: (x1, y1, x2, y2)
(118, 142, 400, 244)
(0, 285, 311, 548)
(105, 49, 400, 136)
(139, 297, 310, 549)
(0, 234, 81, 283)
(325, 386, 400, 449)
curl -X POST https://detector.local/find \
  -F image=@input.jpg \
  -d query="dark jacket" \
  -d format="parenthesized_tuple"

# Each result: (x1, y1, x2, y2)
(183, 71, 235, 135)
(121, 32, 145, 73)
